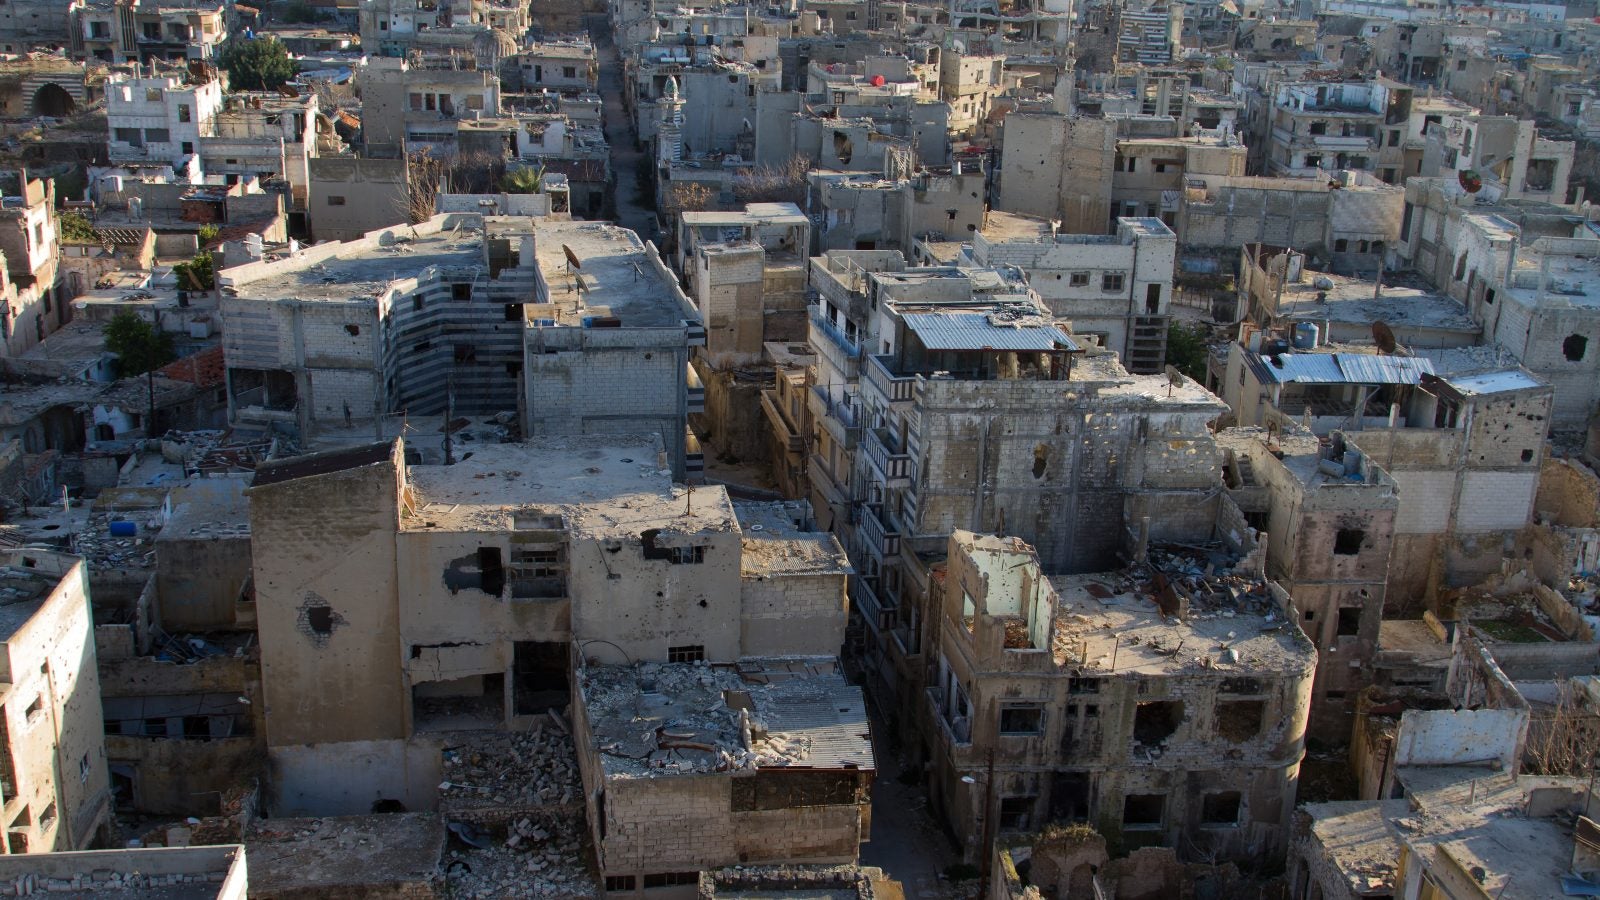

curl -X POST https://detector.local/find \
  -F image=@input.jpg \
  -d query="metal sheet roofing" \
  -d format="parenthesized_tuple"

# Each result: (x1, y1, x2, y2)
(902, 311, 1079, 352)
(1247, 352, 1435, 385)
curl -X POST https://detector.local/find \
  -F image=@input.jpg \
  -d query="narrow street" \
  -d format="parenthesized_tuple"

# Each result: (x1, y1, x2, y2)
(595, 24, 657, 241)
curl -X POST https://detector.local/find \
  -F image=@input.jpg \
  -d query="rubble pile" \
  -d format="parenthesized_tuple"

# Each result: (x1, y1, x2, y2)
(70, 512, 161, 570)
(439, 718, 582, 810)
(1145, 544, 1280, 620)
(706, 863, 882, 897)
(441, 813, 597, 899)
(583, 660, 819, 777)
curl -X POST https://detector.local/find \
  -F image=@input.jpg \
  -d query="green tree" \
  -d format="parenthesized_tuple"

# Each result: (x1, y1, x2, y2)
(197, 223, 221, 246)
(104, 312, 176, 378)
(172, 251, 215, 291)
(501, 164, 546, 194)
(1165, 321, 1209, 382)
(220, 37, 298, 91)
(59, 211, 99, 243)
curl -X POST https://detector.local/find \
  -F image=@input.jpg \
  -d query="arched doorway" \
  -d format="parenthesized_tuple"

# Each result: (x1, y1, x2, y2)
(31, 83, 75, 118)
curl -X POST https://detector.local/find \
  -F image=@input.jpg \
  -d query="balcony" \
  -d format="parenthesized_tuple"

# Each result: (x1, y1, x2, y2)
(926, 686, 972, 749)
(853, 573, 898, 634)
(857, 501, 902, 562)
(864, 354, 916, 406)
(810, 384, 863, 450)
(808, 313, 861, 381)
(760, 389, 805, 454)
(863, 427, 912, 488)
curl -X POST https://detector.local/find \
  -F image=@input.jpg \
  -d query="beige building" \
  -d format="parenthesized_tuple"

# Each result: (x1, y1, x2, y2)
(925, 528, 1313, 865)
(0, 549, 112, 853)
(246, 434, 854, 815)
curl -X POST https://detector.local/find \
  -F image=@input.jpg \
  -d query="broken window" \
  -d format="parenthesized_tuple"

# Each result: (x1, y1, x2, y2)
(998, 796, 1036, 831)
(1337, 606, 1361, 637)
(644, 873, 699, 888)
(1216, 700, 1265, 742)
(732, 769, 859, 810)
(1564, 334, 1588, 362)
(1201, 791, 1241, 826)
(510, 546, 565, 599)
(454, 344, 476, 364)
(1333, 528, 1364, 555)
(1133, 700, 1183, 746)
(641, 529, 706, 564)
(478, 547, 505, 596)
(1123, 793, 1164, 827)
(23, 696, 41, 722)
(513, 641, 569, 715)
(1050, 773, 1090, 822)
(667, 644, 705, 663)
(604, 876, 635, 892)
(1069, 677, 1101, 694)
(999, 705, 1044, 736)
(452, 282, 471, 301)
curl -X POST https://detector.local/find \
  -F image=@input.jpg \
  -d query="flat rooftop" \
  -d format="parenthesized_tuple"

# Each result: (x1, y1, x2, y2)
(733, 502, 852, 577)
(579, 657, 874, 779)
(1507, 246, 1600, 309)
(1271, 271, 1480, 333)
(1302, 799, 1407, 897)
(401, 436, 737, 538)
(1395, 775, 1588, 900)
(979, 210, 1054, 243)
(682, 202, 808, 227)
(0, 565, 58, 642)
(0, 845, 243, 898)
(1050, 544, 1308, 674)
(224, 216, 504, 304)
(529, 220, 693, 327)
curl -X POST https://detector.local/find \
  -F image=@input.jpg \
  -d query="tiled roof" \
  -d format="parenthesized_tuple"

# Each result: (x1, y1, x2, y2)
(157, 345, 225, 388)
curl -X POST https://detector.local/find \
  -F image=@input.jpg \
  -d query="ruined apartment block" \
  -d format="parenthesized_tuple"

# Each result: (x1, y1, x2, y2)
(0, 549, 112, 854)
(1219, 429, 1399, 739)
(245, 434, 852, 815)
(924, 528, 1314, 865)
(573, 657, 874, 893)
(219, 213, 540, 439)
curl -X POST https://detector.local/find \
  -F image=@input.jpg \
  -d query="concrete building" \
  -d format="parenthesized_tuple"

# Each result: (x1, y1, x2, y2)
(75, 0, 228, 63)
(305, 156, 410, 242)
(0, 549, 112, 853)
(1420, 114, 1576, 206)
(1177, 170, 1404, 272)
(573, 657, 874, 891)
(923, 528, 1313, 864)
(219, 213, 542, 439)
(809, 162, 988, 259)
(104, 68, 223, 168)
(512, 39, 598, 93)
(963, 214, 1176, 373)
(357, 57, 502, 156)
(676, 203, 810, 365)
(523, 219, 704, 480)
(204, 91, 329, 211)
(0, 173, 63, 357)
(245, 434, 853, 815)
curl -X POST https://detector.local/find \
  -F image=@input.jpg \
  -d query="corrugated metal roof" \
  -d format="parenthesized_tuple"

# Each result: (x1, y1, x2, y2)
(1247, 352, 1434, 385)
(1334, 354, 1434, 384)
(902, 311, 1078, 352)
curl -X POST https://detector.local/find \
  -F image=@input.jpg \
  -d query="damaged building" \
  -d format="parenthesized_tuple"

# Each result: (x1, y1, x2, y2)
(923, 527, 1314, 866)
(244, 433, 854, 819)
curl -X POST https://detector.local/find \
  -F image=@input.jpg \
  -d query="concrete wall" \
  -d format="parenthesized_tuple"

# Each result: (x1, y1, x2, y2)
(267, 739, 442, 816)
(248, 446, 408, 750)
(0, 552, 111, 852)
(739, 571, 847, 656)
(998, 114, 1115, 234)
(307, 156, 409, 242)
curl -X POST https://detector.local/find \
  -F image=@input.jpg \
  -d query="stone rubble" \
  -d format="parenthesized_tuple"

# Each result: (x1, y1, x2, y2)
(439, 719, 582, 809)
(441, 813, 597, 899)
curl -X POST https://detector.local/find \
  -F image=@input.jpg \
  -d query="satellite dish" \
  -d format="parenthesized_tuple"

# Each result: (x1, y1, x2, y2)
(1165, 364, 1184, 397)
(278, 84, 299, 98)
(562, 244, 582, 270)
(1372, 320, 1397, 355)
(1458, 169, 1483, 194)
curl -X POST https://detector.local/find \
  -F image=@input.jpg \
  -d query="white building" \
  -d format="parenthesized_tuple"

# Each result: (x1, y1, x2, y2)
(105, 71, 222, 167)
